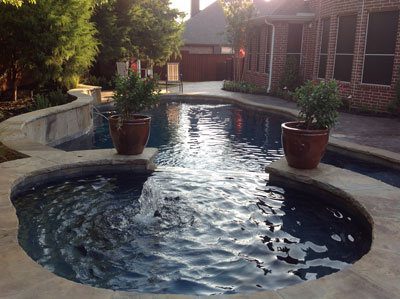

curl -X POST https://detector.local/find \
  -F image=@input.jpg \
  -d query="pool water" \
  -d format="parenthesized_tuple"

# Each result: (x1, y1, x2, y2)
(14, 169, 371, 295)
(59, 102, 289, 172)
(58, 102, 400, 187)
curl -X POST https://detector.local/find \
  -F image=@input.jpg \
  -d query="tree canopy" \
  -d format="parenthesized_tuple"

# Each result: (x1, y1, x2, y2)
(0, 0, 98, 98)
(0, 0, 35, 7)
(219, 0, 254, 54)
(0, 0, 184, 98)
(91, 0, 184, 80)
(219, 0, 254, 82)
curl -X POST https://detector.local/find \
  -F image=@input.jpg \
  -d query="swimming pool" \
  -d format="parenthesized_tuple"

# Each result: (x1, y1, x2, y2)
(12, 100, 376, 295)
(58, 101, 400, 187)
(13, 169, 371, 295)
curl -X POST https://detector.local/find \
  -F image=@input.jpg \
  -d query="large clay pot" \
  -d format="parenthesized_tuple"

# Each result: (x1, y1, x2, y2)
(109, 114, 151, 155)
(281, 121, 329, 169)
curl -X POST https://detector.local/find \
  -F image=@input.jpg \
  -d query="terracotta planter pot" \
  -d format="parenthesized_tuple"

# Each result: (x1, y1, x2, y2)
(281, 121, 329, 169)
(109, 114, 151, 155)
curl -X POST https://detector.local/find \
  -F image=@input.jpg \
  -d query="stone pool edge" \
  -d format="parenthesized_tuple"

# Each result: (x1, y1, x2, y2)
(266, 158, 400, 299)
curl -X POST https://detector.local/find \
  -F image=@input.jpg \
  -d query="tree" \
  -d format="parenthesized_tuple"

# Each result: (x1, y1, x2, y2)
(0, 0, 98, 100)
(0, 0, 35, 7)
(91, 0, 184, 81)
(219, 0, 254, 83)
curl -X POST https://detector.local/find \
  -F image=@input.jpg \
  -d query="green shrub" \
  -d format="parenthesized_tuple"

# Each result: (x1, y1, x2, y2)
(222, 80, 267, 95)
(46, 89, 69, 106)
(295, 80, 342, 130)
(280, 56, 302, 92)
(33, 94, 51, 110)
(33, 89, 69, 110)
(83, 74, 114, 90)
(388, 69, 400, 115)
(113, 72, 160, 119)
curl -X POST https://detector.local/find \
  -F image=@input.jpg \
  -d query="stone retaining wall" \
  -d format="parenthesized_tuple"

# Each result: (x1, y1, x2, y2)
(0, 86, 99, 156)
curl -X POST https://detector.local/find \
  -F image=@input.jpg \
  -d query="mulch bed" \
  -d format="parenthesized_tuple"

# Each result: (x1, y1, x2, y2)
(0, 98, 34, 121)
(0, 98, 33, 162)
(0, 142, 28, 163)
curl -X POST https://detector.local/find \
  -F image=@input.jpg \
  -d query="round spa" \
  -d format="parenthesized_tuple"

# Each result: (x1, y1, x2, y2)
(12, 168, 371, 296)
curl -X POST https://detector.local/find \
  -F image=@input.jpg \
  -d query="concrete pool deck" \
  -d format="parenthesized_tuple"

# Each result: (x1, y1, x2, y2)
(0, 84, 399, 298)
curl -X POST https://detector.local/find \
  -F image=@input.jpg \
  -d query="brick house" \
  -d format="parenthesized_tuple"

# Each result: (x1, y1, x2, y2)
(243, 0, 400, 112)
(155, 0, 275, 82)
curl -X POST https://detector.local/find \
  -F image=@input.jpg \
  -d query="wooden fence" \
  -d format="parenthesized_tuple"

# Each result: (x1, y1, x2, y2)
(155, 51, 233, 82)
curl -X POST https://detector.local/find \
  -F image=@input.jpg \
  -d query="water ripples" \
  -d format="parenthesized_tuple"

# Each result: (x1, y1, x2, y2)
(14, 169, 371, 295)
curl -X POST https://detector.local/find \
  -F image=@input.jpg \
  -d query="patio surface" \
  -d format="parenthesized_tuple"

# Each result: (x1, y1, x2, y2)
(103, 81, 400, 154)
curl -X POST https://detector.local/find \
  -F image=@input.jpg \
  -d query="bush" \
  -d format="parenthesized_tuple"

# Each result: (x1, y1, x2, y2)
(113, 72, 160, 119)
(33, 94, 51, 110)
(280, 56, 302, 92)
(222, 80, 267, 95)
(33, 89, 69, 110)
(295, 80, 342, 130)
(46, 89, 69, 106)
(83, 74, 114, 90)
(388, 69, 400, 115)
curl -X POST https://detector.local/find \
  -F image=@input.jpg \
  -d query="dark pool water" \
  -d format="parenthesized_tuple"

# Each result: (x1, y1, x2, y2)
(59, 102, 289, 172)
(58, 102, 400, 187)
(13, 169, 370, 295)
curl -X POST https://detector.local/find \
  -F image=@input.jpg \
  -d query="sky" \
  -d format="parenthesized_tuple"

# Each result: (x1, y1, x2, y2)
(169, 0, 216, 19)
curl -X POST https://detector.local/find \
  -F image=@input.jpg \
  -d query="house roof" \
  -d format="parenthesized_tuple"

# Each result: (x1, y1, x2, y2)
(269, 0, 313, 16)
(249, 0, 315, 24)
(182, 0, 278, 46)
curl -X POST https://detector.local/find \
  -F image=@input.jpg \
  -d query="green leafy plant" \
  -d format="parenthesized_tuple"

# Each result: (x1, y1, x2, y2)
(32, 89, 69, 110)
(219, 0, 254, 83)
(280, 56, 302, 92)
(33, 94, 51, 110)
(113, 72, 160, 120)
(295, 80, 342, 130)
(388, 69, 400, 115)
(222, 80, 267, 95)
(46, 89, 69, 106)
(0, 0, 98, 100)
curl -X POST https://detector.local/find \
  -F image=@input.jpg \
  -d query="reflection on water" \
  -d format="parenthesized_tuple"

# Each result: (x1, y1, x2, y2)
(59, 102, 289, 172)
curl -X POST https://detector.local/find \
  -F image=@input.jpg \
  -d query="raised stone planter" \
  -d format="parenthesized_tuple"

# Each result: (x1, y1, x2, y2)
(0, 86, 97, 157)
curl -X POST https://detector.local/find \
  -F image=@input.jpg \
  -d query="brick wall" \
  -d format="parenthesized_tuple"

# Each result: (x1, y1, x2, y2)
(243, 25, 269, 87)
(243, 0, 400, 112)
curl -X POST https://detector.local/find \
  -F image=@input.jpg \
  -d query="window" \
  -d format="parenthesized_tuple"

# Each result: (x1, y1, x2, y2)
(334, 15, 357, 82)
(318, 18, 330, 78)
(363, 11, 399, 85)
(256, 28, 262, 72)
(287, 23, 303, 66)
(265, 25, 272, 74)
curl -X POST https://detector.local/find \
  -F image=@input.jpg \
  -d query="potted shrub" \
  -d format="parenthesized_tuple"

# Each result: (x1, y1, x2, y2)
(109, 71, 160, 155)
(281, 80, 342, 169)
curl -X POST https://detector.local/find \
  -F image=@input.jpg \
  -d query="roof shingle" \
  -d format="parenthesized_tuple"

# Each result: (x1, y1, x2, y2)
(183, 0, 279, 46)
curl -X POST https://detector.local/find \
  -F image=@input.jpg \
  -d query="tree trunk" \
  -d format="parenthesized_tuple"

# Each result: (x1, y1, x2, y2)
(11, 68, 18, 102)
(10, 60, 19, 102)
